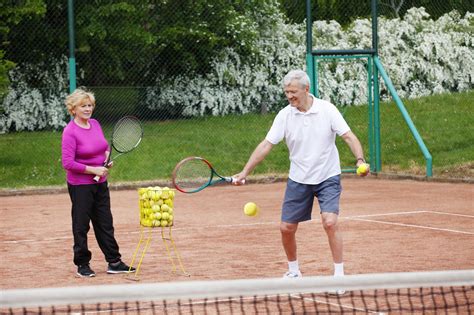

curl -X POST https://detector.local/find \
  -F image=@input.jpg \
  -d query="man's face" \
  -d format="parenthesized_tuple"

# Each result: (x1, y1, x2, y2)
(284, 80, 309, 110)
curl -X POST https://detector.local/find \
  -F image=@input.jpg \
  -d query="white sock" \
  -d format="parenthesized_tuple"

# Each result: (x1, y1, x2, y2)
(334, 262, 344, 276)
(288, 260, 300, 273)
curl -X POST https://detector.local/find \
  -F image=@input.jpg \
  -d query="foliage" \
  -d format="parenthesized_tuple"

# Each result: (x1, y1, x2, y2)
(317, 8, 474, 104)
(1, 2, 472, 131)
(75, 1, 156, 85)
(0, 51, 15, 103)
(145, 1, 305, 116)
(280, 0, 473, 24)
(0, 0, 46, 102)
(147, 7, 473, 116)
(0, 57, 69, 133)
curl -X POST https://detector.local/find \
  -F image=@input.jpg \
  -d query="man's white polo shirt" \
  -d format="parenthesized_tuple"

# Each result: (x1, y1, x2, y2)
(265, 95, 350, 185)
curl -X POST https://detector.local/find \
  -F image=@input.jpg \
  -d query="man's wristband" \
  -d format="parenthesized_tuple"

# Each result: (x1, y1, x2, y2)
(356, 158, 365, 163)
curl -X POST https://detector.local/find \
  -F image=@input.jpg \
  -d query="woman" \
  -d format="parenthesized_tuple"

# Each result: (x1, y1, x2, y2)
(62, 87, 135, 277)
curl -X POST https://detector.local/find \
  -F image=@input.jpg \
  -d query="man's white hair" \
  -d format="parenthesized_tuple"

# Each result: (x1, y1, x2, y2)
(283, 70, 310, 88)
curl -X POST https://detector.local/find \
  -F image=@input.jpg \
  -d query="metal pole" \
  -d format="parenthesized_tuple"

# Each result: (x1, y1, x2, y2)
(305, 0, 315, 94)
(371, 0, 381, 172)
(371, 0, 378, 55)
(68, 0, 77, 92)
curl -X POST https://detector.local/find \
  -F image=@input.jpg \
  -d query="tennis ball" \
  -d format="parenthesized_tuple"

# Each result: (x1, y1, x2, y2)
(164, 198, 173, 207)
(357, 163, 369, 177)
(161, 204, 170, 212)
(244, 202, 259, 217)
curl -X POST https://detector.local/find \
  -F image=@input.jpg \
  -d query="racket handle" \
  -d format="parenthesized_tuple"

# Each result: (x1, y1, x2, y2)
(93, 159, 112, 182)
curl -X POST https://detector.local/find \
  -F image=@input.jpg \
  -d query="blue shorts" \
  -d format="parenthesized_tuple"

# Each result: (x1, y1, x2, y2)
(282, 175, 342, 223)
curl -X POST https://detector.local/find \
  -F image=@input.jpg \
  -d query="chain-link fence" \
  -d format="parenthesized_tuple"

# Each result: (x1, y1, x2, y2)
(1, 0, 472, 189)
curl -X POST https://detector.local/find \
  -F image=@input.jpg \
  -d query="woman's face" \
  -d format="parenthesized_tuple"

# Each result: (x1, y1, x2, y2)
(73, 98, 94, 120)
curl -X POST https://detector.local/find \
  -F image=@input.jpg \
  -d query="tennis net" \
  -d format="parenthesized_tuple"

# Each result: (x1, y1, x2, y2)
(1, 270, 473, 314)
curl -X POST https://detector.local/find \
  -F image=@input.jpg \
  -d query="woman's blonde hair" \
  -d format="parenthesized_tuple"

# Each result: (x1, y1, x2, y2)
(65, 87, 96, 116)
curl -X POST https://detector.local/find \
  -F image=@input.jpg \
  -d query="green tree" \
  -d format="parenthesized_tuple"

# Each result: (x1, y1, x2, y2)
(0, 0, 46, 100)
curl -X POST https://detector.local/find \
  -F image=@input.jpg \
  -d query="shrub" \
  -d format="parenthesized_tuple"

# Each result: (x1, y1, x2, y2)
(0, 57, 69, 133)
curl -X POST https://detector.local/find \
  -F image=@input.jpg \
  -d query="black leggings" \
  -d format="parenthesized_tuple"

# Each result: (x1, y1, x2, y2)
(67, 182, 121, 266)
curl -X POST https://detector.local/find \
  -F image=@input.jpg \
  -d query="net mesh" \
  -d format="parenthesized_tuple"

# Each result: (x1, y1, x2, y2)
(112, 116, 143, 153)
(2, 270, 473, 314)
(173, 158, 212, 192)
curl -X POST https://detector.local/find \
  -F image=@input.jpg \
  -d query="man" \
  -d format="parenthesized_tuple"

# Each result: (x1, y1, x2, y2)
(233, 69, 368, 283)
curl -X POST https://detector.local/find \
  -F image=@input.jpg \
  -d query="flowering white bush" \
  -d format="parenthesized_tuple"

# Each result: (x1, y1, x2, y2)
(2, 6, 472, 131)
(145, 1, 307, 116)
(147, 7, 473, 115)
(0, 57, 69, 133)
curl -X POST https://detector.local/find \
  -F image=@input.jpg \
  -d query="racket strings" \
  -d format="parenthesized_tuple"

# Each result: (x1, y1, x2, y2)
(174, 159, 212, 192)
(112, 117, 143, 153)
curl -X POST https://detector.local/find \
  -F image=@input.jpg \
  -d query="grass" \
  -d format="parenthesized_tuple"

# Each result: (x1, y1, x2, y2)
(0, 90, 472, 189)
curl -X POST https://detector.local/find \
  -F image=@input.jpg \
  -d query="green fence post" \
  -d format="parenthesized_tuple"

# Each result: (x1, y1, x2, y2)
(373, 58, 381, 173)
(68, 0, 76, 93)
(367, 57, 375, 171)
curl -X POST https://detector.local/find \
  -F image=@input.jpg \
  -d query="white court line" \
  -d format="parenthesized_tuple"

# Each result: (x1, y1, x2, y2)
(75, 294, 384, 315)
(341, 210, 428, 219)
(424, 210, 474, 219)
(3, 210, 472, 244)
(347, 217, 474, 235)
(296, 294, 382, 314)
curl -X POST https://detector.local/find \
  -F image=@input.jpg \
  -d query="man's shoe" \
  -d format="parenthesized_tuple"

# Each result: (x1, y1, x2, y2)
(77, 264, 95, 277)
(329, 275, 345, 295)
(107, 261, 136, 274)
(282, 270, 302, 278)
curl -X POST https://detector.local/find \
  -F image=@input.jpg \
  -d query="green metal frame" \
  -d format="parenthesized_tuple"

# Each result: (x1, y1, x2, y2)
(312, 55, 378, 174)
(305, 0, 432, 177)
(67, 0, 76, 93)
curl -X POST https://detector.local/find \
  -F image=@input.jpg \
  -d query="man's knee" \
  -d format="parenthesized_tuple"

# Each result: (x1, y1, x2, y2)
(321, 213, 338, 231)
(280, 222, 298, 235)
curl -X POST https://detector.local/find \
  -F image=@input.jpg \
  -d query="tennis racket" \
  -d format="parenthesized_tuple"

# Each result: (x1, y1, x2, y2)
(93, 116, 143, 182)
(172, 157, 234, 193)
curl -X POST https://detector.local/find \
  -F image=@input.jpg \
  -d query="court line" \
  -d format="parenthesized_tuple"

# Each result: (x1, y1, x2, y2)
(3, 210, 472, 244)
(424, 210, 474, 219)
(346, 217, 474, 235)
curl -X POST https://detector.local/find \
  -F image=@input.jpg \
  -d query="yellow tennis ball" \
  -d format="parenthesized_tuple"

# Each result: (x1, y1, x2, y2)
(161, 204, 170, 212)
(357, 163, 369, 176)
(244, 202, 259, 217)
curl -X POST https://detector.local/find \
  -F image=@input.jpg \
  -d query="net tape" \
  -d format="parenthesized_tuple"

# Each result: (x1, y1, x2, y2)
(2, 270, 473, 314)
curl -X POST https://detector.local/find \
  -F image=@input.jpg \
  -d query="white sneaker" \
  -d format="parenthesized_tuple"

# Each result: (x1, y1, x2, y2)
(282, 270, 302, 278)
(329, 275, 345, 295)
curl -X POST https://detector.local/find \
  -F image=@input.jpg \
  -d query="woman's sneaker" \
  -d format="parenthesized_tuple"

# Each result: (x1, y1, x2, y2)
(107, 261, 136, 274)
(77, 264, 95, 277)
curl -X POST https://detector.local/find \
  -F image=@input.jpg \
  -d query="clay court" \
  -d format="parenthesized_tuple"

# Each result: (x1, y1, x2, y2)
(1, 176, 473, 292)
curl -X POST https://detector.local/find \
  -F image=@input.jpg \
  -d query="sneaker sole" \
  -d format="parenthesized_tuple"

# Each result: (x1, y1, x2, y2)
(107, 270, 135, 274)
(76, 272, 95, 278)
